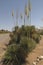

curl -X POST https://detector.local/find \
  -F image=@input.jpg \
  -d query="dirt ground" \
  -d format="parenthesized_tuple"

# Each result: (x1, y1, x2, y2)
(0, 33, 10, 60)
(0, 34, 43, 65)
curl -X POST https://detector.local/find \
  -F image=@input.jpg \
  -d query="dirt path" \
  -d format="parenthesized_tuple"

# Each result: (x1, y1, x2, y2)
(0, 33, 10, 60)
(26, 36, 43, 65)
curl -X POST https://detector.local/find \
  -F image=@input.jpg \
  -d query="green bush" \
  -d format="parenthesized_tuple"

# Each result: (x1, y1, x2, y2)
(28, 39, 36, 52)
(2, 26, 40, 65)
(3, 44, 28, 65)
(20, 36, 36, 52)
(3, 37, 36, 65)
(32, 34, 40, 43)
(20, 37, 29, 53)
(40, 30, 43, 35)
(3, 44, 19, 65)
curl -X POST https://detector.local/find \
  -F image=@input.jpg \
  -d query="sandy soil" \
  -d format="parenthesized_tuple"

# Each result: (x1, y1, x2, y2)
(0, 33, 10, 60)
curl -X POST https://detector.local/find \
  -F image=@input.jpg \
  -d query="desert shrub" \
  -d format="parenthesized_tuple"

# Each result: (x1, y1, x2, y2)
(28, 39, 36, 52)
(2, 44, 19, 65)
(20, 37, 29, 53)
(40, 30, 43, 35)
(3, 37, 36, 65)
(2, 26, 40, 65)
(2, 43, 28, 65)
(20, 36, 36, 52)
(32, 33, 40, 43)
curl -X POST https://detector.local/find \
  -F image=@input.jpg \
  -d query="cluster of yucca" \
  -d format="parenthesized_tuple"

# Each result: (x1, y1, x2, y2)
(2, 26, 41, 65)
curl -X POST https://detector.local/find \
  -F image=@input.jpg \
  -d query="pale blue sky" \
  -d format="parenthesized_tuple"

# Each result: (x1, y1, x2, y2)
(0, 0, 43, 31)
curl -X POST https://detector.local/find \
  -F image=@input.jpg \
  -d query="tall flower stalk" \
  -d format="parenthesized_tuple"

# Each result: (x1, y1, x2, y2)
(16, 9, 19, 27)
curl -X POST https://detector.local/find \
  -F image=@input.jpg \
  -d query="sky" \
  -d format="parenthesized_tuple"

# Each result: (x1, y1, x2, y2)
(0, 0, 43, 31)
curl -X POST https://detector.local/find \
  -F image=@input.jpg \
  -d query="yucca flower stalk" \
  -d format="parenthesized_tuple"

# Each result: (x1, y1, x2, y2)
(12, 9, 15, 28)
(12, 9, 14, 18)
(16, 9, 19, 27)
(24, 14, 25, 26)
(20, 13, 23, 26)
(28, 0, 32, 38)
(25, 4, 29, 18)
(28, 0, 31, 26)
(24, 4, 27, 26)
(28, 0, 31, 12)
(20, 13, 23, 19)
